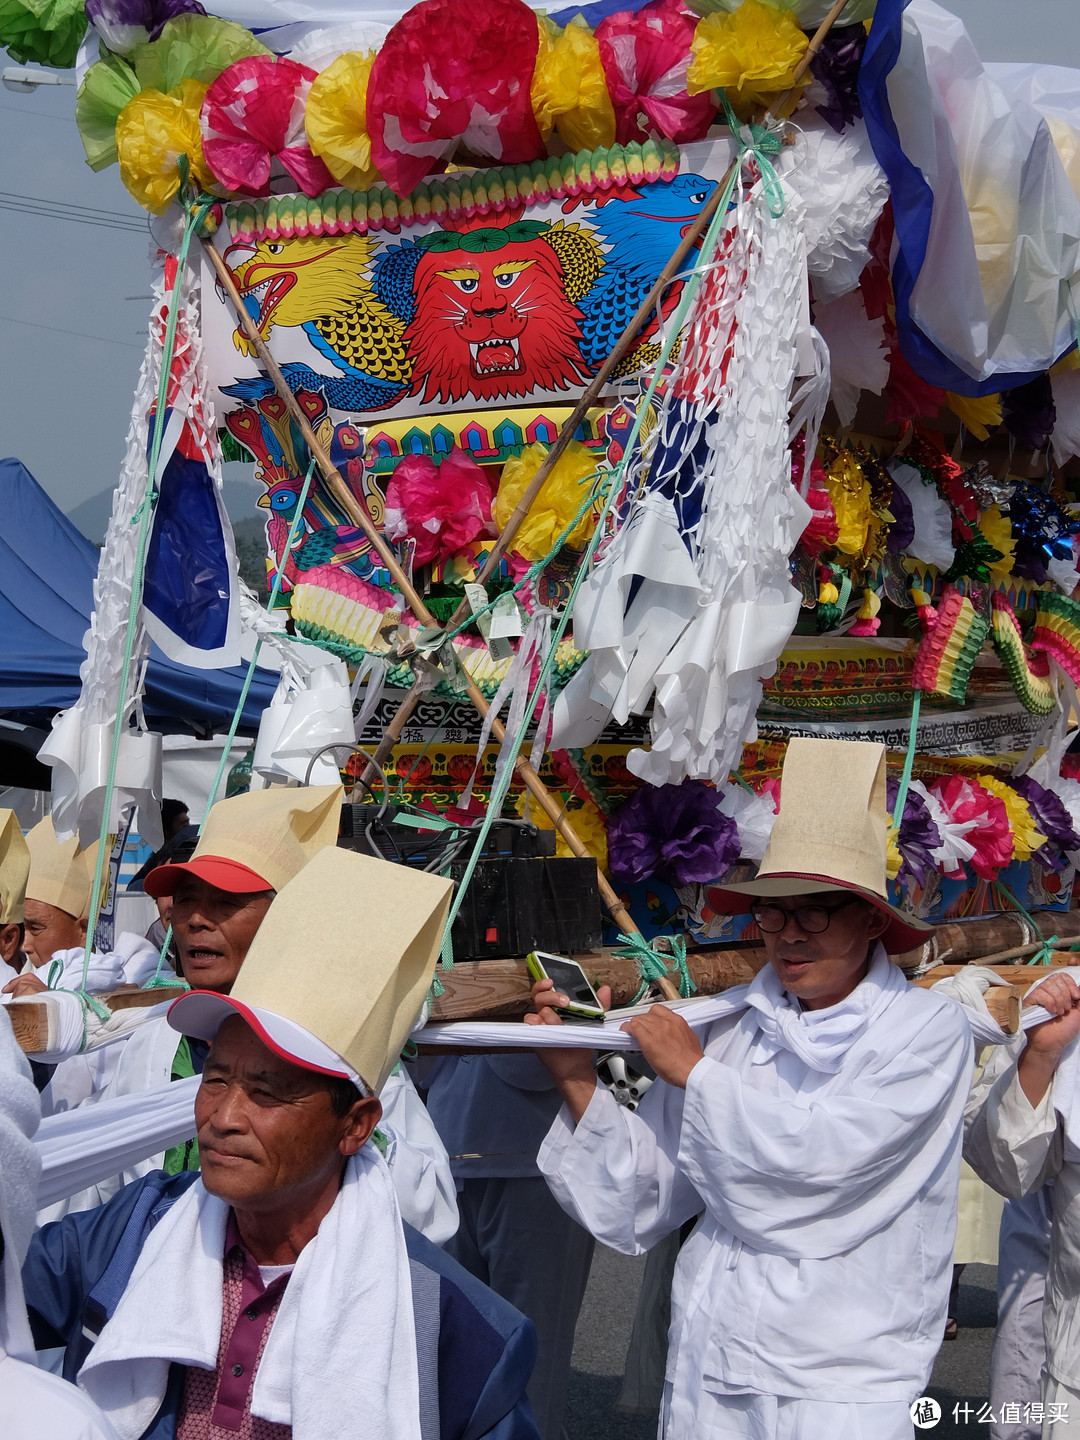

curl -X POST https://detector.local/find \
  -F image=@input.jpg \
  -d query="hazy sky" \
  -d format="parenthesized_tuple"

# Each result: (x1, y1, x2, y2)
(2, 0, 1079, 521)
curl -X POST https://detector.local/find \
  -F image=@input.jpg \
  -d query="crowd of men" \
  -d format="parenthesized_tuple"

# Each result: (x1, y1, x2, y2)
(0, 736, 1078, 1439)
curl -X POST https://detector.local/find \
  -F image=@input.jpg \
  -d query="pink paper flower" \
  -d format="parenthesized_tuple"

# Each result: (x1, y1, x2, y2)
(368, 0, 544, 198)
(384, 448, 495, 568)
(201, 54, 335, 197)
(595, 0, 715, 146)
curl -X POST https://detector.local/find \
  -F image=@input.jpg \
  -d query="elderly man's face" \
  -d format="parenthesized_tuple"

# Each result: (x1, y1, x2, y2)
(170, 877, 274, 993)
(196, 1016, 380, 1213)
(756, 891, 888, 1010)
(22, 898, 86, 968)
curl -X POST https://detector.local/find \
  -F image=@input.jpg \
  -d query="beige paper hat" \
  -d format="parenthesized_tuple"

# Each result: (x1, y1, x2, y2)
(0, 810, 30, 925)
(168, 846, 454, 1093)
(144, 783, 344, 898)
(713, 737, 933, 952)
(25, 815, 99, 919)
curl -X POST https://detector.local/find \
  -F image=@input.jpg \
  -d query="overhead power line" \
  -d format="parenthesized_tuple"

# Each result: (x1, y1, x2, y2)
(0, 190, 147, 234)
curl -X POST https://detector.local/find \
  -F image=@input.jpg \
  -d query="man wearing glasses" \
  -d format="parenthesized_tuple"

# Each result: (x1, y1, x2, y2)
(527, 738, 972, 1440)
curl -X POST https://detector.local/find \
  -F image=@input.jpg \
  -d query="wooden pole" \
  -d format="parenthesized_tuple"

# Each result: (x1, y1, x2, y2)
(204, 238, 669, 980)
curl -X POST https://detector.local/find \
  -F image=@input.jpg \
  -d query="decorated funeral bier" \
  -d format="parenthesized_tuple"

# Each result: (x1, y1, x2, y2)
(10, 0, 1080, 1014)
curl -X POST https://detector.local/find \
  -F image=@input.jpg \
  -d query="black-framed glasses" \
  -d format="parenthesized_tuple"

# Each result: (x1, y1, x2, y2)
(750, 896, 861, 935)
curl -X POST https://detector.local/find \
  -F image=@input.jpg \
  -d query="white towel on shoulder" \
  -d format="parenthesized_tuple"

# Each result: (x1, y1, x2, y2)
(78, 1147, 421, 1440)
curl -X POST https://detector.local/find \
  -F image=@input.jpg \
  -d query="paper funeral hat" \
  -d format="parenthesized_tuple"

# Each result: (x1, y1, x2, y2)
(145, 783, 343, 898)
(167, 846, 454, 1092)
(710, 737, 933, 953)
(25, 816, 98, 919)
(0, 811, 30, 926)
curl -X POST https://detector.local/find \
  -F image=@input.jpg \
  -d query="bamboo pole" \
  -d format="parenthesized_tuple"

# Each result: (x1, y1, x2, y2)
(204, 239, 667, 978)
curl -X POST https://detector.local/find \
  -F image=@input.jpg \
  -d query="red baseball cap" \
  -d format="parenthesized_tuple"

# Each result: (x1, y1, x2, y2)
(144, 854, 273, 899)
(167, 990, 360, 1081)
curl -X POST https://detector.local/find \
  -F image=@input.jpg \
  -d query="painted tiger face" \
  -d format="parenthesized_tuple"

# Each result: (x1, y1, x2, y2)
(405, 233, 591, 405)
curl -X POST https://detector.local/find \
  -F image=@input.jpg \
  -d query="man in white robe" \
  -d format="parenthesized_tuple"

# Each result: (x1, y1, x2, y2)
(0, 1005, 120, 1438)
(966, 968, 1080, 1435)
(528, 738, 973, 1439)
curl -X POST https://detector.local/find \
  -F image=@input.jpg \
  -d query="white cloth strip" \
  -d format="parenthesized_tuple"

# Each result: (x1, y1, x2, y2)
(34, 1077, 198, 1209)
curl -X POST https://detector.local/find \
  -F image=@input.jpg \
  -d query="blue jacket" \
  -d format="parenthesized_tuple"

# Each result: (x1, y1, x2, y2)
(24, 1171, 540, 1440)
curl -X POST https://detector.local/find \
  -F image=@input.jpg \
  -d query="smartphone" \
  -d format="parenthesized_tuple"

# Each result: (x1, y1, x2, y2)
(526, 951, 606, 1024)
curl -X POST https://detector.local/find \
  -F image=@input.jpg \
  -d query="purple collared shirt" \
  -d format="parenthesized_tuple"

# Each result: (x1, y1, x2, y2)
(176, 1214, 292, 1440)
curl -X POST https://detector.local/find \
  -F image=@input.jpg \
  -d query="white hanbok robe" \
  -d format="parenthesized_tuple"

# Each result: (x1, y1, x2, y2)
(538, 947, 972, 1439)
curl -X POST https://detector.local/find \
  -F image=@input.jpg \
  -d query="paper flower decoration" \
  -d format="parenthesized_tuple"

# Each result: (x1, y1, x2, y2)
(368, 0, 544, 199)
(886, 777, 942, 888)
(0, 0, 86, 67)
(116, 78, 216, 214)
(824, 450, 870, 556)
(976, 774, 1047, 865)
(1003, 373, 1057, 452)
(130, 14, 269, 92)
(596, 0, 715, 146)
(494, 440, 598, 564)
(85, 0, 204, 56)
(517, 792, 609, 871)
(687, 0, 808, 98)
(1008, 775, 1080, 871)
(201, 55, 335, 199)
(608, 780, 739, 886)
(305, 50, 379, 191)
(977, 506, 1016, 584)
(946, 390, 1002, 442)
(928, 775, 1013, 880)
(808, 23, 865, 133)
(531, 17, 617, 154)
(384, 448, 495, 569)
(76, 50, 140, 171)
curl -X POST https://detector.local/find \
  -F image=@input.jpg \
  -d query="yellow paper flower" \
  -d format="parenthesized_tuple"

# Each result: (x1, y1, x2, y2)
(946, 390, 1002, 441)
(116, 79, 215, 215)
(530, 17, 616, 154)
(886, 829, 902, 881)
(517, 792, 609, 871)
(824, 452, 871, 557)
(687, 0, 809, 97)
(495, 441, 599, 563)
(305, 50, 379, 191)
(977, 775, 1047, 863)
(978, 505, 1016, 583)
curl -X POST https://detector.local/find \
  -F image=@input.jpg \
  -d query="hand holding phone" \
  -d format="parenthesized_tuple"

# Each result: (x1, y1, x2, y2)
(525, 951, 607, 1024)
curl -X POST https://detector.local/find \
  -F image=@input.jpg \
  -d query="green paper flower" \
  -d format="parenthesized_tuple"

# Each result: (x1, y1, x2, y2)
(0, 0, 87, 68)
(130, 14, 270, 93)
(76, 49, 140, 170)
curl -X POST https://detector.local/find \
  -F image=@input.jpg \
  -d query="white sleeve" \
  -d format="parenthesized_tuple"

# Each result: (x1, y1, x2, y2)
(379, 1068, 459, 1246)
(537, 1078, 703, 1255)
(675, 1002, 973, 1260)
(964, 1053, 1062, 1200)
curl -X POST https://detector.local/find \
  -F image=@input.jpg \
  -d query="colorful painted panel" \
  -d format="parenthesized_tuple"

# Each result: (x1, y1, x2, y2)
(201, 137, 735, 427)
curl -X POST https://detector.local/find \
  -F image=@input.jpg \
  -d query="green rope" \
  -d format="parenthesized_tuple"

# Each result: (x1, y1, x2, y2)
(888, 689, 922, 840)
(81, 187, 216, 991)
(615, 931, 697, 1003)
(143, 456, 319, 991)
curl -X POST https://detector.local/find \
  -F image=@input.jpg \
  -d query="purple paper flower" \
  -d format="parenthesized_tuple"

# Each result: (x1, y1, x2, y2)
(85, 0, 205, 54)
(809, 24, 866, 134)
(1002, 374, 1056, 454)
(608, 780, 741, 886)
(887, 778, 941, 888)
(886, 473, 916, 554)
(1007, 775, 1080, 871)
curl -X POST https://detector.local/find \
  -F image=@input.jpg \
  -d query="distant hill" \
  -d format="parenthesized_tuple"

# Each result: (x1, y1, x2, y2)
(67, 463, 265, 544)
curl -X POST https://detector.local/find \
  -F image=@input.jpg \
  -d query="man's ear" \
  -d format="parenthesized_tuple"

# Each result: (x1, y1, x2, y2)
(0, 923, 21, 963)
(77, 915, 89, 942)
(866, 905, 890, 939)
(340, 1096, 383, 1157)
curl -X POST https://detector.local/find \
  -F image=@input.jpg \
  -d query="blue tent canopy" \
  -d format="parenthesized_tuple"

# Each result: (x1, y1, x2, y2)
(0, 458, 278, 736)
